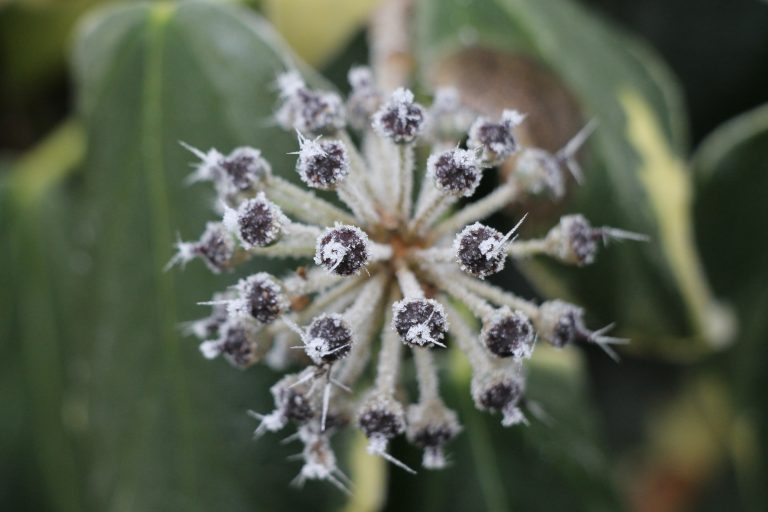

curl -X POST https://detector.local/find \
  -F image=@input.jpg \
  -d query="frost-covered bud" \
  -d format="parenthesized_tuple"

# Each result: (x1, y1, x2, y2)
(424, 87, 475, 143)
(537, 300, 587, 348)
(406, 401, 461, 469)
(346, 66, 381, 130)
(200, 321, 260, 368)
(357, 394, 406, 442)
(392, 298, 449, 348)
(217, 147, 271, 194)
(546, 214, 598, 266)
(471, 369, 526, 426)
(304, 313, 354, 365)
(270, 373, 315, 425)
(194, 222, 237, 273)
(314, 224, 370, 276)
(427, 148, 483, 197)
(372, 88, 426, 144)
(481, 308, 535, 359)
(223, 193, 284, 249)
(454, 223, 507, 278)
(297, 139, 350, 190)
(230, 273, 288, 324)
(276, 71, 346, 135)
(468, 109, 524, 166)
(514, 148, 566, 198)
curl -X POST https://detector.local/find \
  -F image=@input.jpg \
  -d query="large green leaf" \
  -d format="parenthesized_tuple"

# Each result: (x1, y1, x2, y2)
(70, 2, 344, 510)
(692, 104, 768, 509)
(415, 0, 731, 357)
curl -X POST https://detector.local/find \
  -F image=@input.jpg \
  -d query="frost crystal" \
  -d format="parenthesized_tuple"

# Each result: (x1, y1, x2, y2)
(171, 67, 643, 490)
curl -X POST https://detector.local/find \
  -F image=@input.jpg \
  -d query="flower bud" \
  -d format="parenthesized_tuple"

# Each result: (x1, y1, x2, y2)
(217, 146, 271, 194)
(481, 308, 535, 359)
(194, 222, 236, 273)
(454, 222, 507, 278)
(314, 224, 370, 275)
(188, 292, 231, 340)
(357, 394, 406, 441)
(224, 193, 285, 249)
(468, 109, 524, 166)
(537, 300, 586, 348)
(514, 148, 566, 198)
(392, 298, 448, 348)
(232, 273, 288, 325)
(200, 320, 260, 368)
(372, 88, 426, 144)
(406, 401, 461, 469)
(471, 369, 525, 426)
(297, 139, 350, 190)
(304, 313, 354, 365)
(346, 66, 381, 130)
(276, 71, 346, 135)
(428, 148, 483, 197)
(271, 373, 315, 425)
(546, 214, 598, 266)
(424, 87, 475, 143)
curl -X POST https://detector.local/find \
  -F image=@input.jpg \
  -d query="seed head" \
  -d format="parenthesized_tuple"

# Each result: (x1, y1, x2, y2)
(468, 109, 524, 166)
(481, 308, 535, 359)
(200, 320, 260, 369)
(428, 148, 483, 197)
(230, 273, 287, 325)
(224, 193, 285, 248)
(315, 224, 370, 275)
(454, 222, 507, 278)
(276, 71, 346, 135)
(392, 298, 448, 348)
(297, 138, 349, 190)
(372, 88, 426, 143)
(303, 313, 354, 365)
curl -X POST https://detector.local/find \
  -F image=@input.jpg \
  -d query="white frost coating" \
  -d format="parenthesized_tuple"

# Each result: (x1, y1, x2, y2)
(501, 109, 526, 127)
(180, 142, 223, 185)
(348, 66, 374, 89)
(277, 70, 305, 98)
(199, 340, 222, 359)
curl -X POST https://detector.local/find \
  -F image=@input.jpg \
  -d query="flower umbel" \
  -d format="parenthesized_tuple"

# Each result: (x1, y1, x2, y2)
(172, 69, 645, 490)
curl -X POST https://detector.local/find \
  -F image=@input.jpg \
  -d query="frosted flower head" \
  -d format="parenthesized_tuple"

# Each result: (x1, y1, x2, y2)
(172, 69, 643, 489)
(372, 87, 426, 143)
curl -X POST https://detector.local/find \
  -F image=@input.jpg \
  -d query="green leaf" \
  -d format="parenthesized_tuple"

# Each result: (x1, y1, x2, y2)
(692, 103, 768, 509)
(70, 2, 343, 509)
(415, 0, 731, 357)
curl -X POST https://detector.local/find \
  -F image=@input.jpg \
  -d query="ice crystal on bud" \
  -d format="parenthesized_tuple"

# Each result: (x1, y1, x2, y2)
(172, 67, 644, 490)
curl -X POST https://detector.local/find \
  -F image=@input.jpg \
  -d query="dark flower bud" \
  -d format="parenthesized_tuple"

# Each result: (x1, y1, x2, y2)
(194, 222, 236, 273)
(392, 298, 448, 348)
(187, 292, 231, 340)
(297, 139, 350, 190)
(224, 193, 284, 249)
(481, 308, 535, 359)
(276, 71, 346, 135)
(406, 401, 461, 469)
(372, 88, 426, 143)
(454, 222, 507, 278)
(200, 320, 260, 369)
(515, 148, 566, 198)
(271, 374, 315, 424)
(427, 148, 483, 197)
(304, 313, 354, 364)
(346, 66, 381, 131)
(314, 224, 370, 275)
(357, 395, 406, 441)
(546, 214, 598, 266)
(232, 273, 288, 325)
(537, 300, 587, 348)
(217, 146, 271, 194)
(471, 370, 526, 426)
(468, 109, 524, 166)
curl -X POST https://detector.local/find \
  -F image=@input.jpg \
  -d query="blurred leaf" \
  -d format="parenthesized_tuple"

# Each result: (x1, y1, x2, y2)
(263, 0, 379, 66)
(70, 2, 346, 510)
(693, 103, 768, 509)
(1, 123, 85, 512)
(386, 346, 622, 512)
(415, 0, 732, 358)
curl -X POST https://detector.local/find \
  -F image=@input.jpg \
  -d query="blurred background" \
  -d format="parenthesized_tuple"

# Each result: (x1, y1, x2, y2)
(1, 0, 767, 511)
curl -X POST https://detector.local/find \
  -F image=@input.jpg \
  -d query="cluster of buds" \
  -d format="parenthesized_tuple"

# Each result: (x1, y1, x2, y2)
(171, 68, 645, 492)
